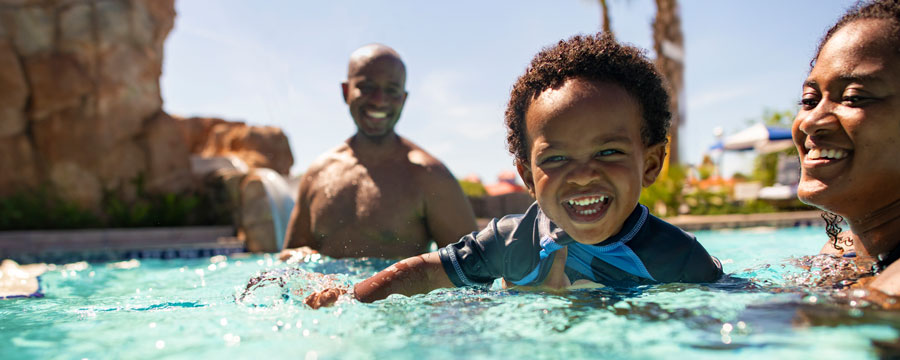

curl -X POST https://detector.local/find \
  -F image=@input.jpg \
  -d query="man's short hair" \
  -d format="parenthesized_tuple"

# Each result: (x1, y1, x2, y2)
(504, 33, 671, 165)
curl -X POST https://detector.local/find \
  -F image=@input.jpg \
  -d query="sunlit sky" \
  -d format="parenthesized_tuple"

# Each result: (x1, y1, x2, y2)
(161, 0, 855, 181)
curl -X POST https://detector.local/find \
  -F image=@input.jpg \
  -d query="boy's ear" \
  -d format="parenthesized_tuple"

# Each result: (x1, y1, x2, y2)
(641, 142, 667, 187)
(515, 160, 536, 198)
(341, 82, 349, 103)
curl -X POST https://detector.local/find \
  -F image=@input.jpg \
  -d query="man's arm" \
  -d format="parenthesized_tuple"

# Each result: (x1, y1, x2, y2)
(422, 165, 478, 248)
(282, 174, 317, 252)
(306, 251, 454, 308)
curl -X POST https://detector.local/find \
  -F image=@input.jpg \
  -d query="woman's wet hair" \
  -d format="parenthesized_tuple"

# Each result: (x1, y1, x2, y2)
(814, 0, 900, 65)
(822, 212, 853, 252)
(504, 33, 671, 165)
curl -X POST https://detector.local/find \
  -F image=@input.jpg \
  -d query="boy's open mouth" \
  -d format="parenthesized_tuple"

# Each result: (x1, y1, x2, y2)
(563, 195, 610, 223)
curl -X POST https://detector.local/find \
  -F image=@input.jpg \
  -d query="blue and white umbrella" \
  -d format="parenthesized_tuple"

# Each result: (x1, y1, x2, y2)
(710, 123, 794, 154)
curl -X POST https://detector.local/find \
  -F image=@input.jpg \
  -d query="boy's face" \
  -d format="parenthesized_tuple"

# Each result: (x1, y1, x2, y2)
(516, 78, 665, 244)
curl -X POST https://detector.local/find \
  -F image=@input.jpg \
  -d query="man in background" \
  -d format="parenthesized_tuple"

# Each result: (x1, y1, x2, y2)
(281, 44, 477, 259)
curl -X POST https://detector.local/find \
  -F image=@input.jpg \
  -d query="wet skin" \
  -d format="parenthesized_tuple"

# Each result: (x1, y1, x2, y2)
(516, 78, 666, 245)
(282, 45, 477, 259)
(793, 19, 900, 295)
(304, 78, 668, 308)
(343, 54, 407, 139)
(794, 19, 900, 225)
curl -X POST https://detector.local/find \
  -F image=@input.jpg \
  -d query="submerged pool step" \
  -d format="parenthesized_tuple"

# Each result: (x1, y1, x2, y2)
(0, 226, 243, 263)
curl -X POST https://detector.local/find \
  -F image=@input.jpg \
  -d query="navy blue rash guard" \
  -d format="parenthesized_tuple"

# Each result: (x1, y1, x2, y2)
(438, 203, 723, 288)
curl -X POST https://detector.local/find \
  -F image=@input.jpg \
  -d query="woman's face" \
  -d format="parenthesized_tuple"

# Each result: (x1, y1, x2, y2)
(792, 19, 900, 219)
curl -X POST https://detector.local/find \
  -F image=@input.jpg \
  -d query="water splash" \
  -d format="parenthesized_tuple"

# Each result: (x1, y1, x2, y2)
(235, 266, 352, 307)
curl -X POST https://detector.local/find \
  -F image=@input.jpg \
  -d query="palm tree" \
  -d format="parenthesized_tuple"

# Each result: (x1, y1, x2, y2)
(652, 0, 684, 165)
(598, 0, 613, 37)
(596, 0, 684, 164)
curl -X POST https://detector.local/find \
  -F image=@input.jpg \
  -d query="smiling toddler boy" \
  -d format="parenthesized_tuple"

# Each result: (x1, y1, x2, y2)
(305, 34, 723, 308)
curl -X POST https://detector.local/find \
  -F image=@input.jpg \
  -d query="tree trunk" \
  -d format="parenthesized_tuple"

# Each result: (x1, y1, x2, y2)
(598, 0, 614, 37)
(652, 0, 684, 165)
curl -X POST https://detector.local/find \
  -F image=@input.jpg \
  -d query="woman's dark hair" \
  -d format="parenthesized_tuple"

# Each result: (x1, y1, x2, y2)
(504, 33, 671, 165)
(813, 0, 900, 65)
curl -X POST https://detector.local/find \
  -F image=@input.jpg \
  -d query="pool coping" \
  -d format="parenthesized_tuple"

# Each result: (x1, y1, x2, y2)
(4, 210, 826, 263)
(0, 226, 242, 263)
(475, 210, 826, 232)
(663, 210, 824, 231)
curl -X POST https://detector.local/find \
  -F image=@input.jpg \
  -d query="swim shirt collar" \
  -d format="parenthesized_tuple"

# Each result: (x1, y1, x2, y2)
(542, 204, 647, 246)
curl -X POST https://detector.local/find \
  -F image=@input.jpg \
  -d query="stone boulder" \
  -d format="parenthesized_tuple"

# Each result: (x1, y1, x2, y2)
(175, 116, 294, 176)
(0, 0, 187, 211)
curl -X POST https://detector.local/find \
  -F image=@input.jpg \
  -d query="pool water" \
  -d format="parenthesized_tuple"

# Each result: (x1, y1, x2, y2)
(2, 226, 899, 359)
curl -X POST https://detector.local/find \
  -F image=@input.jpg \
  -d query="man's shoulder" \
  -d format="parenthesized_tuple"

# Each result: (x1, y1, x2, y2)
(400, 137, 445, 168)
(398, 137, 456, 179)
(304, 143, 355, 175)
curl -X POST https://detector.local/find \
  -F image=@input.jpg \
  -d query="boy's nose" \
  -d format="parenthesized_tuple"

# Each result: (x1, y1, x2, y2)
(567, 163, 600, 186)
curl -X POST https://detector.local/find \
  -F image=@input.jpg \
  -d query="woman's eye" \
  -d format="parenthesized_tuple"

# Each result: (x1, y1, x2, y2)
(841, 95, 865, 105)
(798, 97, 818, 109)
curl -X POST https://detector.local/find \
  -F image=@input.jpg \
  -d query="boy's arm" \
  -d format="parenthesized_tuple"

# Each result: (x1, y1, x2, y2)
(354, 252, 454, 302)
(305, 251, 454, 308)
(678, 246, 724, 283)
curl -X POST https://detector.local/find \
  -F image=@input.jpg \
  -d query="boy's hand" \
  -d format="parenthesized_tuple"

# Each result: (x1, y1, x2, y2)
(542, 246, 571, 289)
(304, 288, 347, 309)
(278, 246, 319, 263)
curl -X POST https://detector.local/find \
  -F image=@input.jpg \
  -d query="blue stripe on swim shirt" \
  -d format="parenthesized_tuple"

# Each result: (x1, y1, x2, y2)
(566, 205, 655, 281)
(510, 236, 562, 286)
(512, 205, 656, 286)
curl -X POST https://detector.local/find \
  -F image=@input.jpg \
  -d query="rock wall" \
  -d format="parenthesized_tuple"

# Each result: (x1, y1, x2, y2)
(175, 116, 293, 176)
(0, 0, 190, 210)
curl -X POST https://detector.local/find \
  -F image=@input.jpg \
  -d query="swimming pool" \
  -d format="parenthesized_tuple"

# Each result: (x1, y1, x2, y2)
(2, 226, 898, 359)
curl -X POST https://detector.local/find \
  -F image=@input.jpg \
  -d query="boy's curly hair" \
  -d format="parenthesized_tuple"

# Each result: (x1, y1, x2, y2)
(504, 33, 671, 165)
(814, 0, 900, 65)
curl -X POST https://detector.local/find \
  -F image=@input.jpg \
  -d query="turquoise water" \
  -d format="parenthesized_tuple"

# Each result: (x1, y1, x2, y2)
(2, 226, 899, 359)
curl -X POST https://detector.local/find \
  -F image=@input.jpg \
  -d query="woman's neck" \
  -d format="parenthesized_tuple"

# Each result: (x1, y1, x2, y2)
(849, 198, 900, 260)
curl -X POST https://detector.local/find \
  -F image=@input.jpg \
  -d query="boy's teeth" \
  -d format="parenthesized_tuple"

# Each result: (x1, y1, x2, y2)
(807, 148, 847, 160)
(366, 110, 387, 119)
(567, 196, 607, 206)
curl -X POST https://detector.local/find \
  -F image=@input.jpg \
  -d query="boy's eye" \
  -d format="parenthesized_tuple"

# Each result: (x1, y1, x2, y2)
(540, 155, 567, 164)
(596, 149, 623, 157)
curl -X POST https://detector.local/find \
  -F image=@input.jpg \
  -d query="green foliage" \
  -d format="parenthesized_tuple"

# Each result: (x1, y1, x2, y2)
(458, 179, 487, 198)
(639, 164, 686, 217)
(641, 163, 778, 216)
(0, 188, 102, 230)
(750, 109, 799, 186)
(682, 190, 775, 215)
(752, 153, 781, 187)
(0, 175, 232, 231)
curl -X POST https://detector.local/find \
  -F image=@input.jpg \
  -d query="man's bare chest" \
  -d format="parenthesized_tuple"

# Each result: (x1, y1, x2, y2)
(308, 164, 424, 225)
